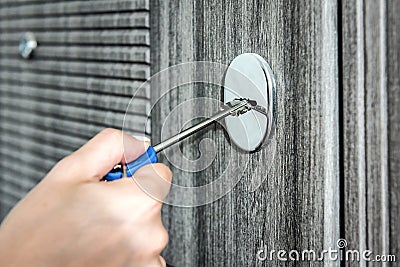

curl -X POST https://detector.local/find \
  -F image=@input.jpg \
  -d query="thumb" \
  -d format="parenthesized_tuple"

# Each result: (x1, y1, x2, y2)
(56, 128, 149, 182)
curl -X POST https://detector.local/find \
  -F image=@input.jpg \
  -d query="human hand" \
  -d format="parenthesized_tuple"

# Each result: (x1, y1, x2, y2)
(0, 128, 172, 267)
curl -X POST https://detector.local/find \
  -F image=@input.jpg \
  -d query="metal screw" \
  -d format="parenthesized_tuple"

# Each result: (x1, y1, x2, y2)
(19, 32, 37, 59)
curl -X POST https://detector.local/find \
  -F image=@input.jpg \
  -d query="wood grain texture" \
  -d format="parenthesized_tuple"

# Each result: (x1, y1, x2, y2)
(150, 0, 340, 266)
(341, 1, 367, 263)
(342, 0, 400, 264)
(387, 0, 400, 260)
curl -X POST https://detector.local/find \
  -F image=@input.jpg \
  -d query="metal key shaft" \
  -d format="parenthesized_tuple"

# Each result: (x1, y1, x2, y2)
(104, 98, 267, 180)
(153, 99, 252, 153)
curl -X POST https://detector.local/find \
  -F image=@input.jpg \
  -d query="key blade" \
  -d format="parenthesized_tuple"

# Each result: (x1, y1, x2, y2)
(153, 99, 250, 153)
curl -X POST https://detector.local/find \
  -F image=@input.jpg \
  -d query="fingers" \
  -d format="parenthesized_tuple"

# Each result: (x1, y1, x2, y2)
(159, 256, 167, 267)
(57, 128, 149, 182)
(107, 163, 172, 204)
(106, 175, 170, 266)
(133, 163, 173, 202)
(143, 256, 166, 267)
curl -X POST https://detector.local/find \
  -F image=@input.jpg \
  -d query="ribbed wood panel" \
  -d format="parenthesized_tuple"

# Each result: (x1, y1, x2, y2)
(0, 0, 150, 219)
(342, 0, 400, 263)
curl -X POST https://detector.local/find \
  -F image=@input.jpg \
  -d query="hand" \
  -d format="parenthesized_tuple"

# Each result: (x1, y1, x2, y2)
(0, 128, 172, 267)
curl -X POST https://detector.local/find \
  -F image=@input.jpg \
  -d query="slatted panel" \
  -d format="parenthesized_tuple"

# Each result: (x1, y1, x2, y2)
(0, 30, 149, 45)
(0, 0, 149, 17)
(0, 12, 149, 30)
(0, 0, 151, 219)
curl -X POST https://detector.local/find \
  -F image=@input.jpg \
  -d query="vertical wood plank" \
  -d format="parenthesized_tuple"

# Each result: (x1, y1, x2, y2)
(342, 1, 367, 264)
(342, 0, 399, 264)
(387, 0, 400, 261)
(150, 1, 200, 264)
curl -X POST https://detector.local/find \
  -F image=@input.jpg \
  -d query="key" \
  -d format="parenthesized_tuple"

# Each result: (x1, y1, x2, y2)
(103, 98, 262, 181)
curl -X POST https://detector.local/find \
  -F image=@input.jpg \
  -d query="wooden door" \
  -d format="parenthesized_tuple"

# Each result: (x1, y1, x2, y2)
(0, 1, 398, 266)
(151, 1, 340, 266)
(150, 0, 399, 266)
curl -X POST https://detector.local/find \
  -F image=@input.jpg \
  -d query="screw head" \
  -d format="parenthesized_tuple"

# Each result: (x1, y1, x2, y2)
(19, 32, 37, 59)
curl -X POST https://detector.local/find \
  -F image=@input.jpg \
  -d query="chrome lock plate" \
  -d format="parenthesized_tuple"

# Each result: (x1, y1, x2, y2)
(223, 53, 276, 152)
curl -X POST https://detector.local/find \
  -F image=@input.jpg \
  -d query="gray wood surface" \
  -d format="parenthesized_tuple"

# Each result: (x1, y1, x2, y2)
(342, 0, 400, 265)
(387, 0, 400, 261)
(150, 0, 340, 266)
(0, 0, 151, 218)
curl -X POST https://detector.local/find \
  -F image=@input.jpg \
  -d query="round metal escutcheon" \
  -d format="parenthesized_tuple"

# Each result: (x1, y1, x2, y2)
(223, 53, 276, 152)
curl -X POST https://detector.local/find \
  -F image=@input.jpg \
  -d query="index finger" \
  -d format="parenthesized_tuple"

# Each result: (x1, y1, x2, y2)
(67, 128, 149, 182)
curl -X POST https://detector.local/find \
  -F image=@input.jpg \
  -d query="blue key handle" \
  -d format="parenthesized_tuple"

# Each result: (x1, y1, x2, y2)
(104, 170, 123, 181)
(126, 146, 158, 177)
(103, 146, 158, 181)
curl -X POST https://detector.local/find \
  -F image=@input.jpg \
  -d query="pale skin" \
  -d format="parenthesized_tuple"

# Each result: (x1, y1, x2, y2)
(0, 128, 172, 267)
